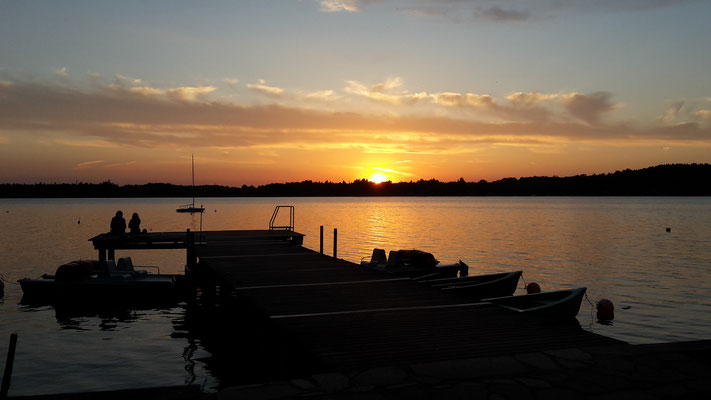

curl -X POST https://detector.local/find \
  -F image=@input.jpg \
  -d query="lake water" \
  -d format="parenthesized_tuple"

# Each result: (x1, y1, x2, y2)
(1, 197, 710, 395)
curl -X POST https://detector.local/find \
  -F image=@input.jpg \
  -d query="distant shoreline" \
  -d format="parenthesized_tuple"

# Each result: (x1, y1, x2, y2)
(1, 163, 710, 198)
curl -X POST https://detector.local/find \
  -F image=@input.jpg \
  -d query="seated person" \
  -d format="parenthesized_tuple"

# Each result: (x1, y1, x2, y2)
(128, 212, 142, 234)
(110, 211, 126, 235)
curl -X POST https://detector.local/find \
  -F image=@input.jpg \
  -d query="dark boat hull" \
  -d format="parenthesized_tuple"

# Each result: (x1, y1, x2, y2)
(361, 249, 469, 279)
(19, 274, 181, 306)
(484, 287, 587, 320)
(427, 271, 522, 299)
(361, 261, 467, 279)
(176, 207, 205, 213)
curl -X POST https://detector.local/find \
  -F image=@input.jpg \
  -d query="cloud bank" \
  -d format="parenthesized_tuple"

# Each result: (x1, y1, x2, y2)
(1, 78, 708, 158)
(318, 0, 700, 22)
(345, 78, 619, 125)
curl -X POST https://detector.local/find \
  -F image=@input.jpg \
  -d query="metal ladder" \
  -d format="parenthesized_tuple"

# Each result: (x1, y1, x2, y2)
(269, 205, 294, 231)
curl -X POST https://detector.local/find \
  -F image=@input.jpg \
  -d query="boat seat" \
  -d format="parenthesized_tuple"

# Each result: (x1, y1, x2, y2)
(116, 257, 135, 272)
(386, 250, 400, 268)
(370, 248, 386, 264)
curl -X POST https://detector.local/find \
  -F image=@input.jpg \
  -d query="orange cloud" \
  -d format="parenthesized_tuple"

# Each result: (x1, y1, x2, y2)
(658, 99, 711, 126)
(430, 93, 497, 109)
(506, 92, 554, 106)
(304, 90, 340, 102)
(128, 85, 216, 102)
(345, 78, 405, 104)
(341, 79, 620, 124)
(559, 92, 615, 125)
(320, 0, 360, 13)
(247, 79, 284, 97)
(372, 166, 415, 177)
(1, 80, 709, 159)
(696, 110, 711, 121)
(75, 160, 106, 169)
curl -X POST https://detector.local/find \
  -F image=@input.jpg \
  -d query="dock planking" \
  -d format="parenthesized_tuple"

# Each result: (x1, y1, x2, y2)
(188, 230, 626, 376)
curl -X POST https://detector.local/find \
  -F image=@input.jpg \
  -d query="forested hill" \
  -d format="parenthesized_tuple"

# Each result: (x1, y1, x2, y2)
(2, 164, 710, 198)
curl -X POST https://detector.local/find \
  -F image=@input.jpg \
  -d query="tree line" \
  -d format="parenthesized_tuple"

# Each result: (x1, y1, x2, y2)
(1, 163, 710, 198)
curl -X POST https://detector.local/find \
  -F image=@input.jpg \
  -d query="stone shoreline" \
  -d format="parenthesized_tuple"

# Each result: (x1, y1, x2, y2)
(215, 340, 711, 400)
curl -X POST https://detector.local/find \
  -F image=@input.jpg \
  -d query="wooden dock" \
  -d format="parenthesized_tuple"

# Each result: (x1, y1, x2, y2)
(86, 228, 625, 385)
(182, 230, 626, 381)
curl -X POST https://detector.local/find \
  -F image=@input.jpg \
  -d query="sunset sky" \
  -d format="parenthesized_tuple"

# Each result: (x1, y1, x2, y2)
(1, 0, 710, 185)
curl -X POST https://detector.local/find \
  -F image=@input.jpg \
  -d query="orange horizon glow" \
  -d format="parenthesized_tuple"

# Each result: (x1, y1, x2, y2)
(1, 2, 711, 186)
(1, 80, 710, 186)
(368, 172, 388, 184)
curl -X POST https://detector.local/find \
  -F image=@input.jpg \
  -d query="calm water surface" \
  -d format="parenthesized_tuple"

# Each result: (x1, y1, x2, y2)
(1, 197, 710, 395)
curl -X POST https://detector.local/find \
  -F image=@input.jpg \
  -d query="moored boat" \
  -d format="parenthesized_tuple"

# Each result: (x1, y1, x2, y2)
(176, 154, 205, 213)
(360, 248, 468, 279)
(18, 258, 184, 306)
(422, 271, 522, 299)
(176, 205, 205, 213)
(484, 287, 587, 320)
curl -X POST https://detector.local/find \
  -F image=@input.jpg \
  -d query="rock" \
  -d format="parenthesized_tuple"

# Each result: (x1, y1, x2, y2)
(515, 352, 559, 371)
(352, 366, 408, 387)
(312, 372, 350, 393)
(290, 378, 316, 390)
(218, 383, 302, 400)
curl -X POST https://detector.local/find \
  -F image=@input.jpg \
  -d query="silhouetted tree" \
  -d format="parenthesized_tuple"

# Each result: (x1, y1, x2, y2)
(1, 164, 709, 197)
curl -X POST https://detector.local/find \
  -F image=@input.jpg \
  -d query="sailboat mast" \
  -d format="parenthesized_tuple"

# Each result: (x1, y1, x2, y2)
(191, 154, 195, 206)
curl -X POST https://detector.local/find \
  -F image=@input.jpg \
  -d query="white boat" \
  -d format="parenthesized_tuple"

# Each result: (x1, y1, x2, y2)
(18, 258, 183, 305)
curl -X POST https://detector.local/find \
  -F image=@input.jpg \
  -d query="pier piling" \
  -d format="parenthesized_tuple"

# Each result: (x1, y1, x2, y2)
(333, 228, 337, 259)
(1, 333, 18, 400)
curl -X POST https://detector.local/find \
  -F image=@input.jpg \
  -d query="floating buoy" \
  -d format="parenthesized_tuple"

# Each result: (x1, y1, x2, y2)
(597, 298, 615, 321)
(665, 227, 671, 233)
(0, 279, 5, 298)
(526, 282, 541, 294)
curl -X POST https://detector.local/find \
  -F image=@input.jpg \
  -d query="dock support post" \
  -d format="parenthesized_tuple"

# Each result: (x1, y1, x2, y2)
(333, 228, 337, 259)
(98, 248, 107, 263)
(1, 333, 18, 400)
(186, 229, 196, 268)
(107, 248, 115, 261)
(320, 226, 324, 254)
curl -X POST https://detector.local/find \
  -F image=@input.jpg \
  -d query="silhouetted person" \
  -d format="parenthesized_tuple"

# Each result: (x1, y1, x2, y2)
(110, 210, 126, 235)
(128, 212, 141, 234)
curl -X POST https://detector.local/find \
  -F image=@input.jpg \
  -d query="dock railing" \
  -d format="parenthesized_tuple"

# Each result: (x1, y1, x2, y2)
(269, 205, 295, 231)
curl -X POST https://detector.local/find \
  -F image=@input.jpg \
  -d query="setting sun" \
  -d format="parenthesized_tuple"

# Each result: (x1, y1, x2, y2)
(369, 172, 388, 184)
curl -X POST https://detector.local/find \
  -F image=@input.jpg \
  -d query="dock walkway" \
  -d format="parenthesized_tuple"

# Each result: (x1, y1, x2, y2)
(190, 230, 623, 376)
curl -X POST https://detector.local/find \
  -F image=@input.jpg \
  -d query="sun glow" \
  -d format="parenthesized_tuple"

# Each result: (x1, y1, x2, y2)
(368, 172, 388, 184)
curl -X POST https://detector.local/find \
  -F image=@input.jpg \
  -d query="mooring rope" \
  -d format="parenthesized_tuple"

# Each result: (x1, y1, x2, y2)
(520, 272, 528, 291)
(584, 291, 596, 329)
